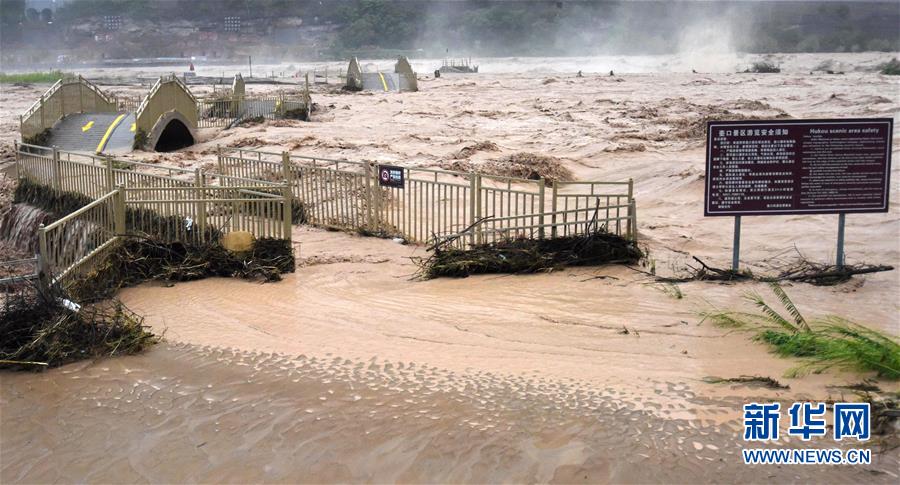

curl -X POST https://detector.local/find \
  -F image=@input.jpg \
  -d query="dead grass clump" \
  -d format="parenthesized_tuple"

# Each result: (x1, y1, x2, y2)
(602, 142, 646, 153)
(288, 135, 317, 150)
(416, 230, 642, 279)
(455, 141, 499, 159)
(0, 286, 157, 370)
(0, 241, 32, 285)
(228, 137, 266, 148)
(237, 116, 265, 127)
(438, 153, 573, 185)
(484, 153, 573, 184)
(703, 375, 790, 389)
(67, 236, 296, 304)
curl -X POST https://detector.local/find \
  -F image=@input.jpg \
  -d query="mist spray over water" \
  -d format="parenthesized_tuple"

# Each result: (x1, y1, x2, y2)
(675, 17, 743, 73)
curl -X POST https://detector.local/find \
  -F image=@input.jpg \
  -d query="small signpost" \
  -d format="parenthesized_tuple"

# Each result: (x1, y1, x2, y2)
(705, 118, 893, 270)
(378, 164, 404, 188)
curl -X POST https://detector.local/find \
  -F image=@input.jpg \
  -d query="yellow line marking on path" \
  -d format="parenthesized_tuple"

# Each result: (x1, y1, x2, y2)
(130, 123, 136, 132)
(378, 73, 388, 92)
(95, 113, 127, 153)
(81, 121, 94, 132)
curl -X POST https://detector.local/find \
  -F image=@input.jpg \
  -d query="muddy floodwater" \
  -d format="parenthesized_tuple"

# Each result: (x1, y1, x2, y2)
(1, 52, 899, 482)
(3, 343, 897, 483)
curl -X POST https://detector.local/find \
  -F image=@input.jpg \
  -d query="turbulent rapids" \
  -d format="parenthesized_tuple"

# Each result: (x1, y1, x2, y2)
(0, 202, 102, 262)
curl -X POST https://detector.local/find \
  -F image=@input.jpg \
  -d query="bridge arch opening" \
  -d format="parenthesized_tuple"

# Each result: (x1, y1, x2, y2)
(153, 118, 194, 152)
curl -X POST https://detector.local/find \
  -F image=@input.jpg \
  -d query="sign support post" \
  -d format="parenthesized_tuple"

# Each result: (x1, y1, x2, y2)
(705, 118, 891, 270)
(836, 213, 846, 269)
(732, 215, 741, 271)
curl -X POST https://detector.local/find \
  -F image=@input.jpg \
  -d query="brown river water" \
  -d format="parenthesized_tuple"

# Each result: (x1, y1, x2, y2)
(3, 342, 897, 483)
(1, 52, 899, 482)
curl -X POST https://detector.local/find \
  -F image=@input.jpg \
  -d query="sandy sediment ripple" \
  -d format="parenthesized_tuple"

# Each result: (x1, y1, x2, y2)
(3, 343, 896, 483)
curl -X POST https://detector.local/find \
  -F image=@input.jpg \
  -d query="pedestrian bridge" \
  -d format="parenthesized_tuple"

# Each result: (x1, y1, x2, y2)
(20, 74, 311, 154)
(20, 75, 199, 154)
(344, 56, 418, 92)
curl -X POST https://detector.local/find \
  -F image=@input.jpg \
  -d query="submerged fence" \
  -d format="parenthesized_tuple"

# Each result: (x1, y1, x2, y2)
(14, 142, 637, 288)
(14, 143, 292, 292)
(197, 93, 311, 128)
(32, 184, 290, 292)
(217, 147, 637, 246)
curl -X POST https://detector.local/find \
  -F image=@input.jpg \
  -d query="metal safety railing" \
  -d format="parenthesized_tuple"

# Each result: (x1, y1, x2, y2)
(216, 147, 637, 246)
(19, 75, 118, 141)
(15, 141, 635, 289)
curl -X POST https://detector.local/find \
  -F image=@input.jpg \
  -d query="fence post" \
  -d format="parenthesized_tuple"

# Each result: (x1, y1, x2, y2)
(626, 178, 634, 240)
(105, 156, 115, 192)
(51, 147, 60, 191)
(364, 162, 374, 227)
(37, 225, 52, 299)
(371, 162, 382, 231)
(282, 183, 293, 241)
(474, 174, 482, 244)
(216, 144, 224, 174)
(114, 186, 126, 236)
(281, 151, 293, 186)
(39, 95, 45, 128)
(630, 198, 638, 243)
(551, 181, 558, 238)
(538, 179, 545, 239)
(195, 169, 208, 239)
(13, 140, 19, 178)
(79, 75, 84, 112)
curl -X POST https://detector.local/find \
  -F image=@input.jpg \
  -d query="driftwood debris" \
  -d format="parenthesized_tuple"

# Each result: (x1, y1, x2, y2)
(654, 256, 893, 286)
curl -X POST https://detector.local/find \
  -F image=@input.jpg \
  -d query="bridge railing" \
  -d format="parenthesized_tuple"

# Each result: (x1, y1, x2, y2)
(197, 76, 311, 127)
(35, 183, 291, 293)
(37, 189, 119, 292)
(15, 143, 292, 243)
(19, 76, 117, 142)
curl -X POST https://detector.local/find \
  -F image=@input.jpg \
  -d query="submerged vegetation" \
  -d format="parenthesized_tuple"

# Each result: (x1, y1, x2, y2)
(416, 229, 642, 279)
(702, 283, 900, 379)
(0, 71, 65, 84)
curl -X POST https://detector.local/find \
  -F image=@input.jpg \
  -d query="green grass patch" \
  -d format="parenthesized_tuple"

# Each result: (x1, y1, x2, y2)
(878, 58, 900, 75)
(0, 71, 66, 84)
(702, 283, 900, 379)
